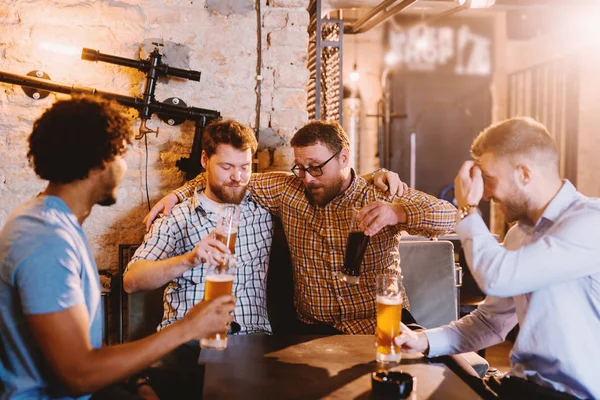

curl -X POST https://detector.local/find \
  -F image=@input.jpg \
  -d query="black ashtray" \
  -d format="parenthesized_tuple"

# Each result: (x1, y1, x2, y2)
(371, 370, 415, 399)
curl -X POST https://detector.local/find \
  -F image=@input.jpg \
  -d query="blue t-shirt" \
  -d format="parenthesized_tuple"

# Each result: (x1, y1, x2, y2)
(0, 196, 102, 400)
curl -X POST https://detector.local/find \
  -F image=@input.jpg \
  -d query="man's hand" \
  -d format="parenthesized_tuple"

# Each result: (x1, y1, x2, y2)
(184, 232, 230, 267)
(394, 323, 430, 354)
(144, 193, 179, 231)
(183, 295, 236, 341)
(373, 170, 408, 198)
(454, 161, 484, 209)
(356, 201, 407, 236)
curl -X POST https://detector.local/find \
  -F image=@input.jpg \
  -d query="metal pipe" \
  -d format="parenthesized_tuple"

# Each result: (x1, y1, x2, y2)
(356, 0, 419, 34)
(0, 70, 219, 121)
(345, 0, 419, 34)
(82, 48, 201, 82)
(347, 0, 397, 32)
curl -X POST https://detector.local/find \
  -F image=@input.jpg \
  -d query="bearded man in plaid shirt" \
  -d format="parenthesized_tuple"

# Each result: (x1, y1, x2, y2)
(145, 120, 456, 335)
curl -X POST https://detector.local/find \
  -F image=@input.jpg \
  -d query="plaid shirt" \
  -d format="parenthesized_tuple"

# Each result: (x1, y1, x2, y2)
(176, 170, 456, 334)
(127, 190, 273, 334)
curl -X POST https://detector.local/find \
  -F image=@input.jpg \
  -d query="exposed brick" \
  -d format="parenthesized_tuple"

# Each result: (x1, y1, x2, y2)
(273, 64, 310, 88)
(267, 28, 308, 47)
(267, 0, 309, 8)
(0, 0, 310, 275)
(273, 88, 306, 109)
(263, 9, 288, 28)
(270, 108, 308, 130)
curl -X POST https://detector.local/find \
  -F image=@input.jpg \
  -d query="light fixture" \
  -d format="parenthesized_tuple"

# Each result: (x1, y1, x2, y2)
(38, 42, 79, 56)
(457, 0, 496, 8)
(384, 51, 399, 66)
(349, 63, 360, 82)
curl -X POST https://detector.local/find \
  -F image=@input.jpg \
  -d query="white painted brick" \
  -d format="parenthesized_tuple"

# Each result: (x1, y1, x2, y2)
(271, 108, 308, 130)
(273, 88, 306, 109)
(0, 0, 309, 274)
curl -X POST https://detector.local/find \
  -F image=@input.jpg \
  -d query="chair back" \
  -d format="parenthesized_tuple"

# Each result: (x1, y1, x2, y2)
(399, 240, 458, 329)
(118, 244, 165, 342)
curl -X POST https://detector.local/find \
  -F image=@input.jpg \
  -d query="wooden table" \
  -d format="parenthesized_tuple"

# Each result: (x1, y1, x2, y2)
(198, 335, 483, 399)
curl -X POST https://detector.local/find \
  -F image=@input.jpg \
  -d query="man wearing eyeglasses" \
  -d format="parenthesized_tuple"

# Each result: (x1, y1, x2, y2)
(145, 120, 456, 334)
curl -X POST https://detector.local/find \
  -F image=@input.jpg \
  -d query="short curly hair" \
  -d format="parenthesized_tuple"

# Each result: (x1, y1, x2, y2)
(28, 95, 133, 183)
(290, 120, 350, 154)
(202, 119, 257, 158)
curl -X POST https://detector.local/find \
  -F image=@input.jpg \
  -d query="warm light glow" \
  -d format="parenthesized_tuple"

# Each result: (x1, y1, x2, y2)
(384, 51, 399, 66)
(39, 42, 79, 56)
(458, 0, 495, 8)
(349, 69, 360, 82)
(414, 35, 430, 52)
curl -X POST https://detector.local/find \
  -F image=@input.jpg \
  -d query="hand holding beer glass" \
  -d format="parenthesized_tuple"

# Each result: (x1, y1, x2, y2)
(215, 204, 241, 254)
(337, 207, 371, 285)
(200, 253, 237, 350)
(375, 273, 403, 363)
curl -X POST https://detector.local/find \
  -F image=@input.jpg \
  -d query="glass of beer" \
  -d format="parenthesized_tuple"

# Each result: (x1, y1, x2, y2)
(337, 207, 370, 285)
(200, 253, 237, 350)
(215, 204, 241, 254)
(375, 273, 403, 363)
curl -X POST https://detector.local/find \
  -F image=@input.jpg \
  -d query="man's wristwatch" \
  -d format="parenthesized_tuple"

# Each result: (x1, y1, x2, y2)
(458, 204, 480, 220)
(371, 168, 388, 184)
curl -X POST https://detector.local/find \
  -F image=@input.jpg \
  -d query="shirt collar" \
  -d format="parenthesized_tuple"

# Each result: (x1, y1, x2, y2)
(537, 180, 577, 224)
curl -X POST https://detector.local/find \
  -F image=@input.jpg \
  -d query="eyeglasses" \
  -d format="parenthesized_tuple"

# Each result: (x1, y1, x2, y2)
(291, 149, 342, 178)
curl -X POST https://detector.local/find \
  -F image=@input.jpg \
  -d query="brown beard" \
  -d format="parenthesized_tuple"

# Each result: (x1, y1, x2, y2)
(209, 181, 247, 204)
(304, 175, 345, 206)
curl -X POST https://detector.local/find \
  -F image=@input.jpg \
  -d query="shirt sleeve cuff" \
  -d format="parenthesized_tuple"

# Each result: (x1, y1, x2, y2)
(455, 212, 490, 240)
(424, 327, 456, 358)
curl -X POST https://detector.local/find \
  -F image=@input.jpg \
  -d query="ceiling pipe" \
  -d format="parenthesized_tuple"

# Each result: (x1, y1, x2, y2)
(344, 0, 420, 34)
(415, 0, 471, 26)
(347, 0, 397, 32)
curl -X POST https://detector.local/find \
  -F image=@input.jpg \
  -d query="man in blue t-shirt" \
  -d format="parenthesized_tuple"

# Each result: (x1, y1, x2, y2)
(0, 96, 235, 400)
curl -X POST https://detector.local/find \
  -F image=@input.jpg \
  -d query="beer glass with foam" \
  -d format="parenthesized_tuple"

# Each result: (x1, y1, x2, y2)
(200, 253, 237, 350)
(215, 204, 241, 254)
(375, 273, 403, 362)
(337, 207, 370, 285)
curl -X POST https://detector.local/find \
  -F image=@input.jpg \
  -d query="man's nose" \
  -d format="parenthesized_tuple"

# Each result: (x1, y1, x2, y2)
(301, 172, 315, 185)
(231, 170, 242, 182)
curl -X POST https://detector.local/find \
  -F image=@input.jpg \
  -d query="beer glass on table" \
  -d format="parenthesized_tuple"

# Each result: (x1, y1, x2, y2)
(215, 204, 241, 254)
(200, 254, 237, 350)
(375, 273, 403, 363)
(337, 207, 370, 285)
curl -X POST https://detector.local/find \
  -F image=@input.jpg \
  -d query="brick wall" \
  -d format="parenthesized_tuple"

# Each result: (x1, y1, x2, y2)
(0, 0, 309, 272)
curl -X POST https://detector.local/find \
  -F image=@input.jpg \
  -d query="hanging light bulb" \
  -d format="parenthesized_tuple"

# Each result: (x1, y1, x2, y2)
(384, 51, 399, 66)
(349, 63, 360, 82)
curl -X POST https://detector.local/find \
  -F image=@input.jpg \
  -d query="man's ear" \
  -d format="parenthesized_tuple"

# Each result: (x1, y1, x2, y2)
(201, 151, 208, 170)
(339, 148, 350, 168)
(514, 163, 532, 186)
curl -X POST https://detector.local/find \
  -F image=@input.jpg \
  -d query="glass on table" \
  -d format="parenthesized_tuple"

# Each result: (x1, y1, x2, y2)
(375, 273, 403, 363)
(337, 207, 370, 285)
(200, 253, 237, 350)
(215, 204, 241, 254)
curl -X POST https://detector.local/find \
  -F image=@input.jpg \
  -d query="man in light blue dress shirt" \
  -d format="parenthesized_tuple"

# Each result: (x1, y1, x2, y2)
(395, 117, 599, 399)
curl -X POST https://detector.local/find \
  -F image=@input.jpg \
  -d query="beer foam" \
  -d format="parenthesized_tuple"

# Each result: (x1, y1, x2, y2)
(206, 274, 234, 282)
(376, 295, 402, 305)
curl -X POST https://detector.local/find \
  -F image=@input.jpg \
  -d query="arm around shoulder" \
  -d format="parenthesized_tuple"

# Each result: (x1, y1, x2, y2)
(394, 188, 456, 237)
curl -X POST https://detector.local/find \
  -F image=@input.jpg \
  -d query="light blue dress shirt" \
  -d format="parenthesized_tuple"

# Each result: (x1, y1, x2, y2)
(426, 181, 600, 399)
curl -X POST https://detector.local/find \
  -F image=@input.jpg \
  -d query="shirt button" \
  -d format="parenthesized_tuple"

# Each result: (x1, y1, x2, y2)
(337, 296, 343, 301)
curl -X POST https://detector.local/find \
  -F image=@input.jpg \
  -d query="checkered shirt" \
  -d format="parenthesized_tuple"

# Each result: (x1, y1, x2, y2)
(176, 170, 456, 334)
(127, 189, 273, 334)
